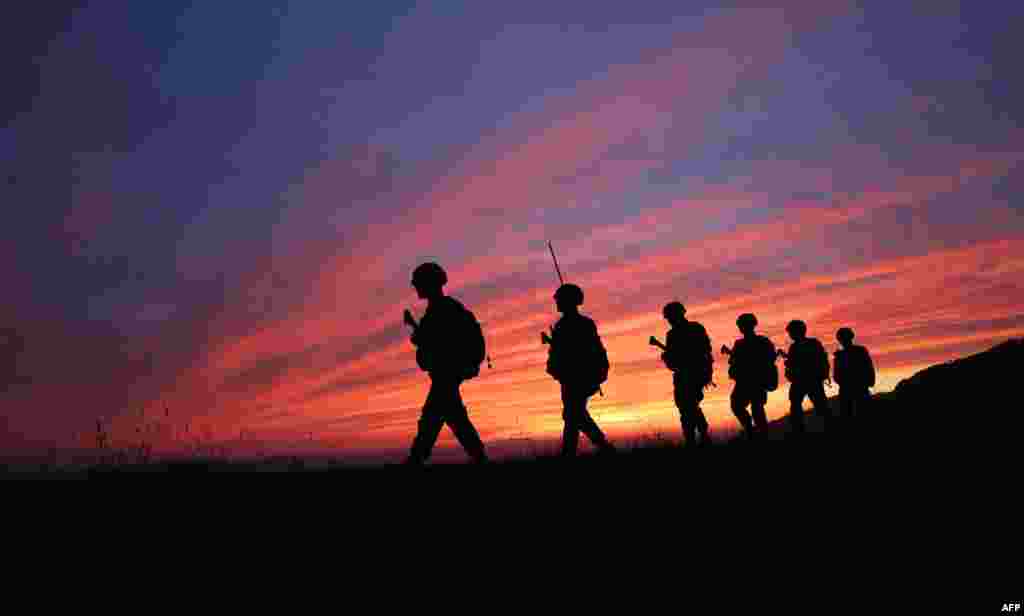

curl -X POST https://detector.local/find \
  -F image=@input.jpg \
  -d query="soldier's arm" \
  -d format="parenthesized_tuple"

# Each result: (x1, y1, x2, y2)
(661, 329, 677, 369)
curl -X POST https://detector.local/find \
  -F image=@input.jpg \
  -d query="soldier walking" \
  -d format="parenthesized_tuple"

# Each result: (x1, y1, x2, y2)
(833, 327, 875, 420)
(658, 302, 713, 446)
(404, 262, 489, 465)
(783, 320, 832, 433)
(722, 313, 778, 439)
(545, 283, 615, 457)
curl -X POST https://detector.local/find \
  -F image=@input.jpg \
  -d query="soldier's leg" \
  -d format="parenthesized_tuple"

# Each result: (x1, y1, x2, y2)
(444, 384, 488, 463)
(839, 390, 853, 419)
(694, 407, 711, 444)
(406, 381, 447, 464)
(674, 387, 697, 446)
(855, 387, 872, 418)
(692, 385, 710, 443)
(680, 412, 697, 446)
(577, 402, 613, 452)
(789, 385, 806, 433)
(560, 386, 581, 457)
(809, 382, 831, 417)
(730, 388, 754, 437)
(808, 381, 831, 431)
(685, 385, 711, 445)
(750, 389, 769, 432)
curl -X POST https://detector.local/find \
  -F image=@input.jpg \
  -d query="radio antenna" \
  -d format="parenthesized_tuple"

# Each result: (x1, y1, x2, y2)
(548, 241, 565, 286)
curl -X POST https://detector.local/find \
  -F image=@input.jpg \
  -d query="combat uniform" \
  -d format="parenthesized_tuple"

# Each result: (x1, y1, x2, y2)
(407, 296, 487, 464)
(547, 312, 612, 457)
(785, 337, 831, 432)
(728, 335, 776, 434)
(663, 321, 712, 445)
(834, 344, 874, 420)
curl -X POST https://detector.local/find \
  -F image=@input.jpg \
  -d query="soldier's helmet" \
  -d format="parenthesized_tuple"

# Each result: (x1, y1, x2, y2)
(411, 262, 447, 289)
(736, 313, 758, 329)
(554, 283, 584, 307)
(663, 301, 686, 320)
(786, 320, 808, 337)
(836, 327, 855, 343)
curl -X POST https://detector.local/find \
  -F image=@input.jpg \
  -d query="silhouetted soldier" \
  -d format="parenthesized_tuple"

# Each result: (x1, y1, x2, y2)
(833, 327, 875, 420)
(545, 283, 615, 457)
(404, 262, 489, 465)
(783, 320, 831, 433)
(721, 313, 777, 438)
(658, 302, 713, 446)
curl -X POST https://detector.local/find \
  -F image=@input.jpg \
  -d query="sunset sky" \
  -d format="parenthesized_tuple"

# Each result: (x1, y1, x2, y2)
(3, 2, 1023, 460)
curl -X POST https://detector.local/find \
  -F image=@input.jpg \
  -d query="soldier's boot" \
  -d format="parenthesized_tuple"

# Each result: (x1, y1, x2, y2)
(838, 393, 852, 421)
(730, 399, 754, 440)
(561, 422, 580, 457)
(751, 404, 769, 433)
(696, 410, 712, 446)
(447, 410, 489, 464)
(680, 417, 697, 447)
(581, 415, 615, 454)
(811, 387, 831, 431)
(405, 412, 444, 465)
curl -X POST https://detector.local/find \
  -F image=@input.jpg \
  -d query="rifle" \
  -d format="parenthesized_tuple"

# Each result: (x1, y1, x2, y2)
(541, 240, 562, 349)
(403, 309, 428, 371)
(403, 308, 418, 332)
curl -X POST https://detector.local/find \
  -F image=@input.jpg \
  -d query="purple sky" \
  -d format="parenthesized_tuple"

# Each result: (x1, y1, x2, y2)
(3, 1, 1023, 459)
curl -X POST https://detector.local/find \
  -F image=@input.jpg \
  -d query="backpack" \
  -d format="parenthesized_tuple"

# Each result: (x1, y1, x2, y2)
(459, 307, 487, 380)
(838, 346, 875, 389)
(861, 348, 876, 388)
(764, 339, 780, 392)
(592, 338, 610, 390)
(693, 326, 714, 389)
(574, 336, 609, 397)
(750, 336, 779, 392)
(811, 339, 830, 382)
